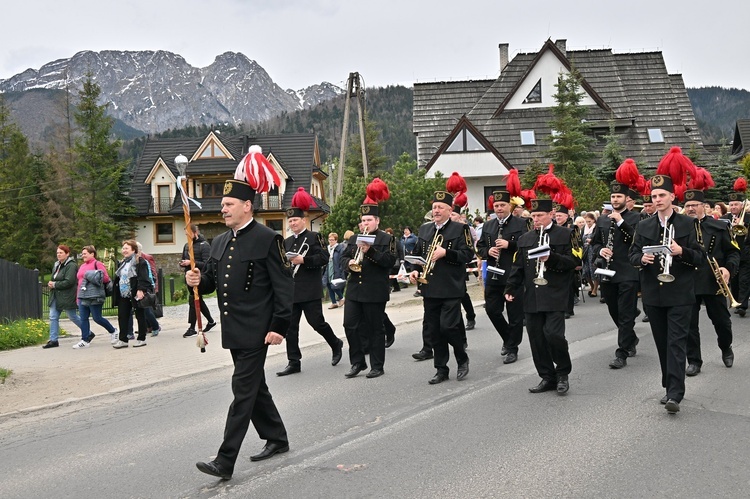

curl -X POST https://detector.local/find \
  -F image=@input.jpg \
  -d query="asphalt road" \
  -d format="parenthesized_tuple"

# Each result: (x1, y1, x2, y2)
(1, 298, 749, 498)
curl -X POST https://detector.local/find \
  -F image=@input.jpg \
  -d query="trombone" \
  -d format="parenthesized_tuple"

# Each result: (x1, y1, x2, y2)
(532, 229, 549, 286)
(348, 228, 369, 272)
(291, 239, 309, 278)
(657, 224, 675, 283)
(417, 231, 444, 284)
(708, 256, 741, 308)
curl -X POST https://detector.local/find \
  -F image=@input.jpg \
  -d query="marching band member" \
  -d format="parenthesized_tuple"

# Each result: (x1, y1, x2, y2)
(683, 187, 740, 375)
(504, 195, 581, 395)
(720, 178, 750, 316)
(628, 148, 704, 415)
(591, 160, 643, 369)
(476, 184, 530, 364)
(277, 188, 344, 376)
(410, 174, 475, 384)
(341, 179, 396, 379)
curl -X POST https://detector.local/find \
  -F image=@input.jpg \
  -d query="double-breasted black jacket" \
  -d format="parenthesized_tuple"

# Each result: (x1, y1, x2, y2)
(590, 209, 641, 283)
(694, 216, 741, 295)
(628, 212, 704, 307)
(197, 220, 294, 349)
(504, 224, 582, 313)
(476, 214, 530, 287)
(341, 229, 396, 303)
(284, 229, 328, 303)
(413, 219, 475, 299)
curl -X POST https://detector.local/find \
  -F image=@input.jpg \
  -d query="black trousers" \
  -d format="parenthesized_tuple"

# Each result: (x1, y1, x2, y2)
(687, 294, 733, 366)
(525, 311, 571, 381)
(187, 285, 214, 328)
(461, 291, 476, 321)
(384, 312, 395, 339)
(423, 297, 468, 374)
(600, 280, 639, 359)
(344, 300, 386, 370)
(216, 347, 288, 472)
(485, 285, 524, 354)
(117, 298, 147, 342)
(733, 257, 750, 308)
(285, 300, 339, 364)
(644, 304, 692, 403)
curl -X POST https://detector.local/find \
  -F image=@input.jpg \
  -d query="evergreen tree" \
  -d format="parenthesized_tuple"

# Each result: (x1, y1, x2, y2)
(346, 112, 389, 176)
(69, 76, 134, 250)
(707, 139, 741, 202)
(596, 120, 624, 183)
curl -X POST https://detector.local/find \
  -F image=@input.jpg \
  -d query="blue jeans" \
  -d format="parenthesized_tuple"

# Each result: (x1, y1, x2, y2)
(49, 296, 82, 342)
(79, 301, 116, 342)
(327, 284, 344, 303)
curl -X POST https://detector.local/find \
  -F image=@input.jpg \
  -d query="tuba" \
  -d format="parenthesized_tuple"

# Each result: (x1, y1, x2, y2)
(348, 228, 369, 272)
(657, 224, 675, 283)
(417, 230, 444, 284)
(291, 238, 309, 278)
(532, 229, 549, 286)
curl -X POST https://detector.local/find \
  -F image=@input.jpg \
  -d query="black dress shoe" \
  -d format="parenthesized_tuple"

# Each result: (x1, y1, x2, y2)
(465, 320, 475, 331)
(660, 395, 668, 405)
(276, 363, 301, 376)
(564, 312, 572, 319)
(609, 357, 627, 369)
(685, 363, 701, 376)
(42, 340, 59, 349)
(738, 308, 746, 317)
(500, 345, 509, 356)
(183, 328, 197, 338)
(203, 321, 217, 332)
(428, 372, 449, 384)
(412, 350, 433, 361)
(642, 315, 650, 322)
(503, 352, 518, 364)
(599, 297, 606, 303)
(345, 365, 366, 378)
(366, 369, 384, 378)
(196, 460, 232, 480)
(456, 361, 469, 380)
(664, 399, 680, 414)
(529, 379, 557, 393)
(331, 339, 344, 366)
(385, 334, 395, 349)
(627, 346, 637, 357)
(557, 375, 569, 395)
(722, 347, 734, 367)
(250, 441, 289, 461)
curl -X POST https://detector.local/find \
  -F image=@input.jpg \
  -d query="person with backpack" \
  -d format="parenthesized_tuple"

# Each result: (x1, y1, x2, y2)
(137, 242, 161, 337)
(75, 245, 117, 348)
(112, 240, 154, 348)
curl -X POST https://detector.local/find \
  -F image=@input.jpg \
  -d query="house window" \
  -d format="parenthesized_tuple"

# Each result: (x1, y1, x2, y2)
(520, 130, 536, 145)
(155, 222, 174, 244)
(198, 142, 228, 158)
(446, 128, 486, 153)
(265, 218, 284, 235)
(155, 185, 172, 213)
(201, 182, 225, 198)
(265, 186, 281, 210)
(647, 128, 664, 143)
(523, 79, 542, 104)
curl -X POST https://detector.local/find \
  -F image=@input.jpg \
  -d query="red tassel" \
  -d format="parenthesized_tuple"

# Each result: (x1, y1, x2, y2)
(635, 175, 647, 195)
(688, 167, 715, 190)
(235, 145, 281, 194)
(363, 178, 390, 204)
(656, 146, 696, 192)
(453, 192, 468, 208)
(674, 183, 687, 203)
(734, 177, 748, 193)
(521, 189, 536, 209)
(446, 172, 467, 195)
(291, 187, 316, 210)
(487, 194, 494, 212)
(615, 159, 640, 188)
(533, 164, 563, 195)
(506, 169, 521, 197)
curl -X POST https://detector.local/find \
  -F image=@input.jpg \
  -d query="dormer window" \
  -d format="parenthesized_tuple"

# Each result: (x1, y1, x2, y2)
(647, 128, 664, 143)
(520, 130, 536, 145)
(523, 79, 542, 104)
(446, 127, 487, 153)
(199, 142, 228, 158)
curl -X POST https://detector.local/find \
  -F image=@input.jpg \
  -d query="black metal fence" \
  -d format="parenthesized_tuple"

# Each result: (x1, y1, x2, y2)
(0, 258, 42, 321)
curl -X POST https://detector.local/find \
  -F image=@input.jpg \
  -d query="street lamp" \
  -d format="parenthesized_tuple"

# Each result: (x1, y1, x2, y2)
(175, 154, 188, 177)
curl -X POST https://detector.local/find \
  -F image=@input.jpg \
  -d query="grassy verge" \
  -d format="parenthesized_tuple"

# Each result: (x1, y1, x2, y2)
(0, 318, 62, 351)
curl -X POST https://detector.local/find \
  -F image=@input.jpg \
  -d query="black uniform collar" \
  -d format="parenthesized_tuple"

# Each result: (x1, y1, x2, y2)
(233, 218, 255, 237)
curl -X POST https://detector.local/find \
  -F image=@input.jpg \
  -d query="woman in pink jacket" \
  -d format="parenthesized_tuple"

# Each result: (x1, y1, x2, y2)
(75, 245, 117, 348)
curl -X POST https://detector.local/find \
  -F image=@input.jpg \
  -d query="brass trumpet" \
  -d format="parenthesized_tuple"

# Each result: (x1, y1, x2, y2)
(657, 224, 675, 283)
(731, 202, 748, 237)
(418, 231, 444, 284)
(532, 230, 549, 286)
(348, 228, 369, 273)
(708, 256, 741, 307)
(291, 239, 309, 278)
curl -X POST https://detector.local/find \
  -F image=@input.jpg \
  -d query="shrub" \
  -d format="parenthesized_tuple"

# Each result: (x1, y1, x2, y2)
(0, 318, 67, 350)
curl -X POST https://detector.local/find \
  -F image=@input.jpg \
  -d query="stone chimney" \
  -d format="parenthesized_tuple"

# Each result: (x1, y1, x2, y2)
(555, 39, 567, 57)
(499, 43, 509, 73)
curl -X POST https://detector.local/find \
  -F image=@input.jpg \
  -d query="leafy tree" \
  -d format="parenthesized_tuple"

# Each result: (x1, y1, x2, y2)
(68, 76, 134, 250)
(596, 119, 624, 183)
(740, 153, 750, 180)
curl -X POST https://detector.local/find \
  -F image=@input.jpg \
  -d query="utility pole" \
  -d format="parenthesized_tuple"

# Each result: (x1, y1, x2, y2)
(336, 72, 368, 198)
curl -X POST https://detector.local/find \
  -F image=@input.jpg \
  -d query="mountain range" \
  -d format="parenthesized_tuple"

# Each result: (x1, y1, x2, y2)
(0, 50, 343, 136)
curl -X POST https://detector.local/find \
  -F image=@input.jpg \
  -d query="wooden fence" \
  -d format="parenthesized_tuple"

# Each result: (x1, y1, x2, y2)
(0, 258, 42, 321)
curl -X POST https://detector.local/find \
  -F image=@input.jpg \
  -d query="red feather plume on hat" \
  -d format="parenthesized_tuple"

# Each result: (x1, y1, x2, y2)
(687, 167, 715, 191)
(642, 179, 652, 196)
(291, 187, 316, 210)
(506, 169, 522, 198)
(634, 175, 648, 195)
(363, 178, 390, 204)
(486, 194, 494, 212)
(553, 185, 575, 211)
(453, 192, 468, 209)
(655, 146, 697, 201)
(520, 188, 537, 209)
(615, 159, 640, 188)
(734, 177, 748, 193)
(533, 164, 564, 195)
(446, 171, 467, 195)
(235, 145, 281, 194)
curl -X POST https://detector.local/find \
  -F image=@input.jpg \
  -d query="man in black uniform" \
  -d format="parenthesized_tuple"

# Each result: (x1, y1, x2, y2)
(629, 174, 703, 415)
(591, 181, 641, 369)
(683, 189, 740, 375)
(476, 190, 530, 364)
(721, 187, 750, 316)
(640, 194, 656, 221)
(341, 193, 397, 379)
(504, 199, 581, 395)
(190, 176, 293, 480)
(277, 192, 344, 376)
(410, 190, 475, 384)
(554, 206, 579, 318)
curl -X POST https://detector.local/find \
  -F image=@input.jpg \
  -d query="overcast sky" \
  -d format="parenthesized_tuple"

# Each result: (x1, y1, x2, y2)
(1, 0, 746, 92)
